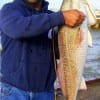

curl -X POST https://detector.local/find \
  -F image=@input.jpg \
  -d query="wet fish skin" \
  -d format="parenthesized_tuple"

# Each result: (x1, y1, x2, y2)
(57, 0, 88, 100)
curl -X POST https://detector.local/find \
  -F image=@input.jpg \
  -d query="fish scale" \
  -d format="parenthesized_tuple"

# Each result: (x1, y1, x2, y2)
(57, 0, 88, 100)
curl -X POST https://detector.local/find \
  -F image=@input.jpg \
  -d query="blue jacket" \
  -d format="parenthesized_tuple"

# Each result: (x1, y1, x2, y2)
(0, 0, 64, 92)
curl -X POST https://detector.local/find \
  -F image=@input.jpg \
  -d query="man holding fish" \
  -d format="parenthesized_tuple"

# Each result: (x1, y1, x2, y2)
(0, 0, 85, 99)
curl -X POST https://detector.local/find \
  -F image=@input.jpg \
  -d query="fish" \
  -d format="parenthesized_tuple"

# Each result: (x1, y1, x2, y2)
(57, 0, 88, 100)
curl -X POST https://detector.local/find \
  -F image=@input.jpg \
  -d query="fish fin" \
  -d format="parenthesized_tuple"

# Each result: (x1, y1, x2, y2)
(77, 29, 84, 47)
(79, 77, 87, 90)
(88, 30, 93, 47)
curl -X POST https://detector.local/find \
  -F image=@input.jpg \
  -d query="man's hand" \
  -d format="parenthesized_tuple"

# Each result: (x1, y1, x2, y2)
(62, 9, 86, 27)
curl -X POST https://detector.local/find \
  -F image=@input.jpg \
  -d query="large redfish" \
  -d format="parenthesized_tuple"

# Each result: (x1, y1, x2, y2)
(57, 0, 88, 100)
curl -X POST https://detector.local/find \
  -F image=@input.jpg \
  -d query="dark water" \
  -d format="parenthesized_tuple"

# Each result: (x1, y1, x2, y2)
(84, 29, 100, 80)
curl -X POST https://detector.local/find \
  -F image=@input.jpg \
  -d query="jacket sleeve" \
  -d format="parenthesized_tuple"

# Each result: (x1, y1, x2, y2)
(0, 4, 64, 39)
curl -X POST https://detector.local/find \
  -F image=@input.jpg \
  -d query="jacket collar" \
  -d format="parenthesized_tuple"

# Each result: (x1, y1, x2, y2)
(14, 0, 49, 11)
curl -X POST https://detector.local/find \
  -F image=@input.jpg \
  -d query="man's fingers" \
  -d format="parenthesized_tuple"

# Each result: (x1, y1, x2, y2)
(78, 16, 85, 24)
(75, 11, 86, 25)
(62, 9, 86, 27)
(75, 10, 86, 17)
(79, 11, 86, 17)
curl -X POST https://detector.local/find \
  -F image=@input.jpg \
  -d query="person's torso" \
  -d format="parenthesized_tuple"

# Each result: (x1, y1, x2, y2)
(0, 0, 56, 92)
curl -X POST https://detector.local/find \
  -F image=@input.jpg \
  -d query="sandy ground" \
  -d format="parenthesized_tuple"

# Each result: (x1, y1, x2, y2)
(77, 79, 100, 100)
(57, 79, 100, 100)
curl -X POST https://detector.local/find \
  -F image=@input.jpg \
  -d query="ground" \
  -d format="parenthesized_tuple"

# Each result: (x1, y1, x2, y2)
(57, 79, 100, 100)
